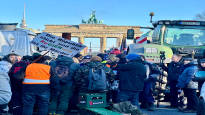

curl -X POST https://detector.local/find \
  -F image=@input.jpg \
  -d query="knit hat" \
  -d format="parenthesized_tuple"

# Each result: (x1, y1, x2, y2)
(32, 53, 42, 60)
(90, 56, 102, 62)
(83, 55, 92, 59)
(56, 56, 74, 66)
(126, 54, 141, 61)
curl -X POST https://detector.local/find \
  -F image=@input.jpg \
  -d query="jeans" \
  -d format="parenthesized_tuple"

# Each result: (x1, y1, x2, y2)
(183, 88, 199, 110)
(141, 80, 154, 104)
(9, 91, 22, 115)
(49, 85, 73, 114)
(22, 85, 50, 115)
(117, 90, 140, 107)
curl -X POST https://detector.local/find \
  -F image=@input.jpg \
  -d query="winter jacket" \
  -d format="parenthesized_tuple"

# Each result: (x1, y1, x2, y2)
(177, 62, 198, 88)
(50, 57, 79, 95)
(74, 61, 114, 92)
(0, 61, 12, 105)
(161, 61, 183, 82)
(117, 60, 146, 91)
(144, 61, 161, 80)
(8, 61, 30, 92)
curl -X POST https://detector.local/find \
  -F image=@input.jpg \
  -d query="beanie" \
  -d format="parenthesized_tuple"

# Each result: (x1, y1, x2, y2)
(126, 54, 141, 61)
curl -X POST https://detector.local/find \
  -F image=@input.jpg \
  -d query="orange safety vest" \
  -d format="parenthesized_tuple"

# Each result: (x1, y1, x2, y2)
(23, 63, 51, 84)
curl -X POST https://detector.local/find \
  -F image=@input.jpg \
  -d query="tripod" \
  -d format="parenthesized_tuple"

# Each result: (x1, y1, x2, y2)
(157, 51, 166, 107)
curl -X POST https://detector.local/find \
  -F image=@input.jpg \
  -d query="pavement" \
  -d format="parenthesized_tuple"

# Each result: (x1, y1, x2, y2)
(142, 102, 195, 115)
(66, 102, 196, 115)
(142, 108, 195, 115)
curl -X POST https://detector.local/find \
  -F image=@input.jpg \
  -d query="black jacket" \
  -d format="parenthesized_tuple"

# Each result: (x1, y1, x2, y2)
(162, 61, 183, 82)
(117, 60, 146, 91)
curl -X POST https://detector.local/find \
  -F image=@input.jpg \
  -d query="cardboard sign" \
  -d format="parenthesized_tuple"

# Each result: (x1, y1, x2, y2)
(31, 32, 86, 57)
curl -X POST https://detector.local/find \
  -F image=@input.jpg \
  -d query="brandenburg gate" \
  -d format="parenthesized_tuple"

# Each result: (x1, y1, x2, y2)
(43, 11, 142, 53)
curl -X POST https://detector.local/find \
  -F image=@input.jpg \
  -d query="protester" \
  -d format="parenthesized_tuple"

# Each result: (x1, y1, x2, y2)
(196, 59, 205, 92)
(177, 57, 199, 113)
(106, 54, 119, 69)
(0, 53, 18, 113)
(8, 55, 33, 115)
(196, 59, 205, 115)
(140, 55, 161, 111)
(80, 55, 92, 65)
(161, 54, 183, 108)
(49, 56, 79, 115)
(22, 53, 51, 115)
(116, 54, 127, 65)
(74, 56, 114, 93)
(116, 54, 146, 108)
(110, 48, 121, 55)
(74, 53, 83, 62)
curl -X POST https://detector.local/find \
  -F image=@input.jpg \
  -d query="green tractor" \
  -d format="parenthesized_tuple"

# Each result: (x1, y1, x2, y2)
(127, 17, 205, 106)
(127, 20, 205, 63)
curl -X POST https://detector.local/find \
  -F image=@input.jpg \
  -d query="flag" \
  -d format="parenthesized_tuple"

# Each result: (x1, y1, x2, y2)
(120, 37, 127, 52)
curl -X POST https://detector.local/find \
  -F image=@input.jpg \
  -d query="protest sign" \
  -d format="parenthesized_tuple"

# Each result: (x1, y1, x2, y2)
(31, 32, 86, 57)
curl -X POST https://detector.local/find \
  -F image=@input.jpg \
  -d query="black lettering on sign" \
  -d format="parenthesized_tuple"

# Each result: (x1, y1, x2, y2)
(31, 41, 39, 46)
(40, 45, 48, 49)
(46, 33, 55, 39)
(40, 36, 55, 44)
(70, 47, 80, 51)
(58, 38, 83, 48)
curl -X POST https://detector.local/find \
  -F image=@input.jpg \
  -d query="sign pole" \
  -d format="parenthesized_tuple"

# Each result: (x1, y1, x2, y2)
(32, 51, 49, 63)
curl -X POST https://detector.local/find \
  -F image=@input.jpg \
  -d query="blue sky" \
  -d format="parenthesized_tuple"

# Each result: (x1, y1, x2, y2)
(1, 0, 205, 51)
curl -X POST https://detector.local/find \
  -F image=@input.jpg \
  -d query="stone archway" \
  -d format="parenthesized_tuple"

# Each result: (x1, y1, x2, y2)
(44, 24, 142, 54)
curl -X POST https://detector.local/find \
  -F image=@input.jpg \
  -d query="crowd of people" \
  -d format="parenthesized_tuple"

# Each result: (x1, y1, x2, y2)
(0, 49, 205, 115)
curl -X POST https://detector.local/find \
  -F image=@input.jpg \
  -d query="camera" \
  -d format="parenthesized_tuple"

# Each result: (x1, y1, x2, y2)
(160, 51, 166, 61)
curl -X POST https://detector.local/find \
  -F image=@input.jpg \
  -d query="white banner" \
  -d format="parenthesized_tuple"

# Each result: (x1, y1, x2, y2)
(31, 32, 86, 57)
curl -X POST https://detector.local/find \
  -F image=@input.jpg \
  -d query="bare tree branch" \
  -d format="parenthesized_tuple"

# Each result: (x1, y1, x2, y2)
(195, 11, 205, 21)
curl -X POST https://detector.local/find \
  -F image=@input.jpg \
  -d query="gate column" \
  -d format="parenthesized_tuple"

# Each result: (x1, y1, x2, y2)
(100, 37, 106, 53)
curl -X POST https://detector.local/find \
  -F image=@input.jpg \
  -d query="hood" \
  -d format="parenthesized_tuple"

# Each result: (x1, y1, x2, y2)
(0, 61, 12, 73)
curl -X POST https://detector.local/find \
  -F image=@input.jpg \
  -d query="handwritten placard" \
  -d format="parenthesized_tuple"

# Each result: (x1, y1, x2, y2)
(31, 32, 86, 57)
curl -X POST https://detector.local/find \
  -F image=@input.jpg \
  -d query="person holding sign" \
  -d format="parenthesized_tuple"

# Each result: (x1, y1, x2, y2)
(22, 53, 51, 115)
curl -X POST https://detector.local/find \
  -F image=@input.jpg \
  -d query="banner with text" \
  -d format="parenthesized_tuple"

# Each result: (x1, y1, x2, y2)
(31, 32, 86, 57)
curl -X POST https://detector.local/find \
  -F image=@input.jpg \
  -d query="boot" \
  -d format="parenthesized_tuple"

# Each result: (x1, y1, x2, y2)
(147, 103, 155, 111)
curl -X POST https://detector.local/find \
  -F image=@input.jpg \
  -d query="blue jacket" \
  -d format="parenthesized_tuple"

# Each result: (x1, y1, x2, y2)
(177, 62, 198, 88)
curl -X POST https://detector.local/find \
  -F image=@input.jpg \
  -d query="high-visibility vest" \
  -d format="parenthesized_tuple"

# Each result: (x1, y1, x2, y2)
(23, 63, 51, 84)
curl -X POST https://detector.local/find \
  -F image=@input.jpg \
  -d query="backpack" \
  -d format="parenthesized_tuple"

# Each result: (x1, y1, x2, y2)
(88, 68, 107, 91)
(54, 65, 69, 78)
